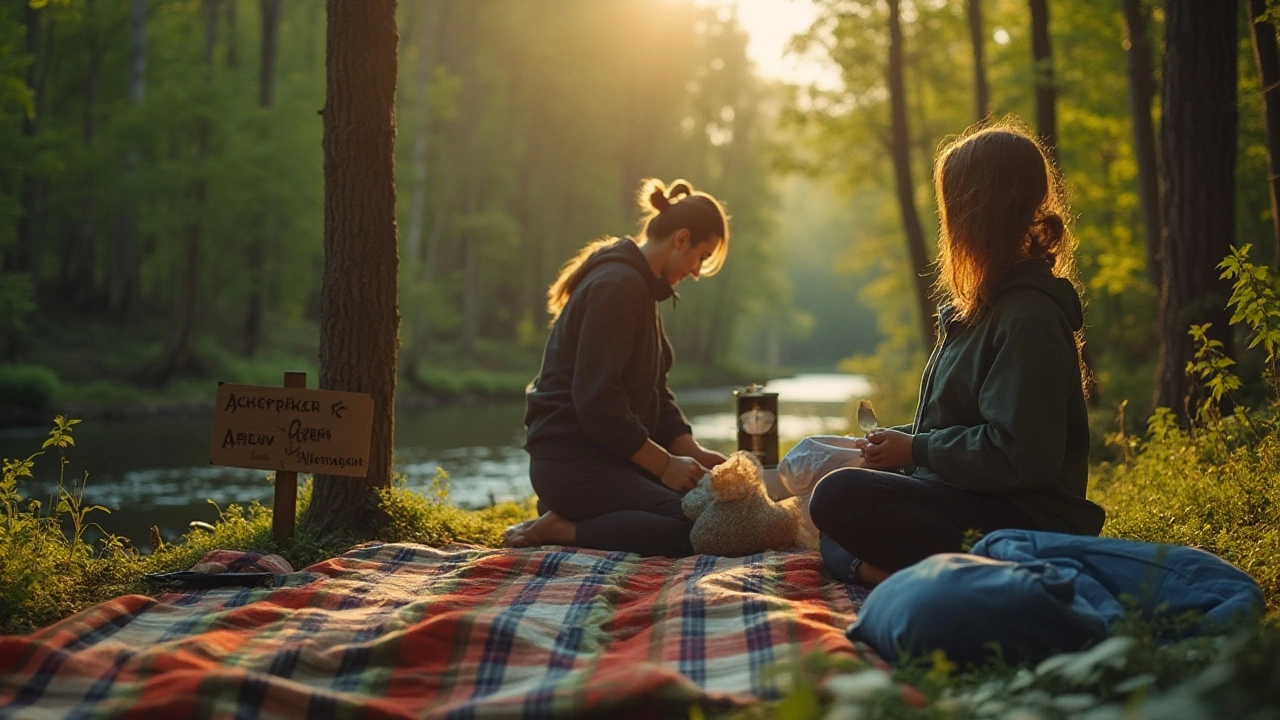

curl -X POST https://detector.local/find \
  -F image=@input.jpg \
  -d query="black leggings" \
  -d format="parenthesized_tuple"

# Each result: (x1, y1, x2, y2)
(809, 467, 1035, 575)
(529, 454, 694, 558)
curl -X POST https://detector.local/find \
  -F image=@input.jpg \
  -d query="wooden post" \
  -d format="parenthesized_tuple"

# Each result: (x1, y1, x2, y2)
(273, 371, 306, 544)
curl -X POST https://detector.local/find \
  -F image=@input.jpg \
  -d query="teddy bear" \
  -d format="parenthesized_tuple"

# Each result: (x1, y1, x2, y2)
(681, 450, 802, 557)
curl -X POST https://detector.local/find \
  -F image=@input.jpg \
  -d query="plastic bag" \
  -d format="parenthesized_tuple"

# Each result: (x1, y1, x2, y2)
(778, 435, 865, 547)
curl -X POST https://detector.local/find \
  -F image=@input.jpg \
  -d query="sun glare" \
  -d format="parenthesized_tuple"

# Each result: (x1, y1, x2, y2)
(693, 0, 840, 90)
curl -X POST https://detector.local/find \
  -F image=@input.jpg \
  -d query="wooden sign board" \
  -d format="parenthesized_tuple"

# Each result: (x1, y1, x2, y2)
(210, 383, 374, 478)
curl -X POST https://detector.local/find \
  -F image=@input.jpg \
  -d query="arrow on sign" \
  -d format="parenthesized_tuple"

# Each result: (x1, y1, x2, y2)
(331, 401, 346, 419)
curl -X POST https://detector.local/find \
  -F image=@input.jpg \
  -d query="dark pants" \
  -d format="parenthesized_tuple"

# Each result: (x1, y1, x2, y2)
(529, 454, 694, 558)
(809, 467, 1035, 576)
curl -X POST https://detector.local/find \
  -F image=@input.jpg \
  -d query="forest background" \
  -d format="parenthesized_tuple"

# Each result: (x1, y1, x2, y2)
(0, 0, 1273, 438)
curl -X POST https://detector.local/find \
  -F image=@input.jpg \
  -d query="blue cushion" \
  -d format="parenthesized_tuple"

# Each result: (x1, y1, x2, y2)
(847, 530, 1264, 666)
(846, 553, 1107, 665)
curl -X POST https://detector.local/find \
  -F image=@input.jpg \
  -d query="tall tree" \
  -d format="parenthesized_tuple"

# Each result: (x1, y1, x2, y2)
(1122, 0, 1162, 287)
(11, 1, 43, 278)
(967, 0, 989, 122)
(887, 0, 935, 351)
(307, 0, 400, 540)
(241, 0, 283, 356)
(149, 0, 219, 385)
(1153, 0, 1238, 417)
(108, 0, 146, 319)
(1249, 0, 1280, 263)
(1029, 0, 1057, 160)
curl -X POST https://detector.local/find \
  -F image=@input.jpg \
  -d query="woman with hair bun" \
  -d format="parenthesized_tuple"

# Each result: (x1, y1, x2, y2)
(505, 178, 730, 557)
(809, 120, 1106, 586)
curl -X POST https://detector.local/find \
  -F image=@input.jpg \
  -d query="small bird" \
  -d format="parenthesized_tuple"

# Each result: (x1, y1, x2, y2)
(856, 400, 880, 436)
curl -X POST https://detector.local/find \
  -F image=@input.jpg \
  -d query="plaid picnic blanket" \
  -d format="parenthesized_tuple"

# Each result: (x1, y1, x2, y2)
(0, 543, 869, 719)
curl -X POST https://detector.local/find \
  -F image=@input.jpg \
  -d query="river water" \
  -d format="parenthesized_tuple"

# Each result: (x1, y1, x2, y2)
(0, 373, 867, 547)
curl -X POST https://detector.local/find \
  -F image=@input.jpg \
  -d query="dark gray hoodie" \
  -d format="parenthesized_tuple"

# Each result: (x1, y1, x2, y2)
(906, 259, 1106, 535)
(524, 238, 692, 461)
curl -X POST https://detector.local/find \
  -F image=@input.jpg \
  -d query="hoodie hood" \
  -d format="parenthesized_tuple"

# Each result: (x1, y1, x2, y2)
(577, 236, 676, 303)
(997, 259, 1084, 332)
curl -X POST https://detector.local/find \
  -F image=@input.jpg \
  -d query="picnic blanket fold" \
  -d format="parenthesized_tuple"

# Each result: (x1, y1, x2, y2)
(0, 543, 867, 719)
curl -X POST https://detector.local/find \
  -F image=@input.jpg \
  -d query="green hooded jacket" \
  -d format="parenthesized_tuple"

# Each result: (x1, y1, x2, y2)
(904, 259, 1105, 535)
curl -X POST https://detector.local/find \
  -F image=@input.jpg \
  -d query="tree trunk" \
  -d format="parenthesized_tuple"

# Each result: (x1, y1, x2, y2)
(1029, 0, 1057, 161)
(402, 0, 441, 381)
(967, 0, 989, 122)
(225, 0, 239, 70)
(1123, 0, 1162, 287)
(1153, 0, 1238, 418)
(307, 0, 400, 541)
(1249, 0, 1280, 264)
(241, 0, 282, 356)
(11, 3, 44, 277)
(461, 1, 481, 355)
(69, 0, 102, 309)
(150, 0, 219, 386)
(887, 0, 936, 352)
(109, 0, 146, 320)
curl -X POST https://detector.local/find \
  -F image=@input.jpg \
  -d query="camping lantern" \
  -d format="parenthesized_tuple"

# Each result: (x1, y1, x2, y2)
(734, 384, 779, 468)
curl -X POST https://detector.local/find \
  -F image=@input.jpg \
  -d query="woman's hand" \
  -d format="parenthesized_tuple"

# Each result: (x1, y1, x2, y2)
(661, 455, 708, 493)
(861, 429, 914, 471)
(692, 448, 728, 469)
(667, 433, 727, 473)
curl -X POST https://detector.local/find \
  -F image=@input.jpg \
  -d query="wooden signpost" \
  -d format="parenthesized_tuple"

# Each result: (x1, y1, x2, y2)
(210, 372, 374, 543)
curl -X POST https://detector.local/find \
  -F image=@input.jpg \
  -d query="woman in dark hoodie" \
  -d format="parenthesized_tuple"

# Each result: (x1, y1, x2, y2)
(505, 178, 730, 557)
(810, 120, 1105, 586)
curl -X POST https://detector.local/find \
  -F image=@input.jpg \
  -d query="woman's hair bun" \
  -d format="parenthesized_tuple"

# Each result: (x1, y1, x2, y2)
(666, 181, 693, 203)
(640, 178, 696, 214)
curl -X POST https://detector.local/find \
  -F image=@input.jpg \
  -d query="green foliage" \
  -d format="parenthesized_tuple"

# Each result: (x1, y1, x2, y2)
(0, 362, 59, 409)
(0, 272, 34, 355)
(0, 416, 530, 635)
(1220, 244, 1280, 394)
(379, 468, 535, 549)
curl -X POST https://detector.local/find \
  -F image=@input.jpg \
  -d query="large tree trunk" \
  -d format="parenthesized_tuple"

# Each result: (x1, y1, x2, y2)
(1249, 0, 1280, 264)
(109, 0, 146, 320)
(241, 0, 282, 356)
(1153, 0, 1238, 418)
(1123, 0, 1162, 287)
(967, 0, 989, 122)
(886, 0, 936, 351)
(1029, 0, 1057, 161)
(307, 0, 400, 541)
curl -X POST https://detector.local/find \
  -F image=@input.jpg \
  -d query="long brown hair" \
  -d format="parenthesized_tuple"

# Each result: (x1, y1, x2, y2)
(932, 119, 1079, 321)
(545, 178, 729, 322)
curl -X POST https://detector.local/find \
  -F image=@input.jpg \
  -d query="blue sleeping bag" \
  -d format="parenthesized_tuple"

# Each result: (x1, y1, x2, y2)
(846, 529, 1264, 666)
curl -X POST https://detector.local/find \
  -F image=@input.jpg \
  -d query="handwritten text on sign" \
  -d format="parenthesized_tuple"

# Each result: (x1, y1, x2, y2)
(210, 383, 374, 477)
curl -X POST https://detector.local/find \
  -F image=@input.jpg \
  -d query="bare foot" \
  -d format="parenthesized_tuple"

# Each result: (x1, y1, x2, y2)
(503, 511, 576, 548)
(503, 518, 538, 545)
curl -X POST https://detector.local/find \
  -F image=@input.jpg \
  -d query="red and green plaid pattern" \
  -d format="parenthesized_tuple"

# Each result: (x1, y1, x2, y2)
(0, 543, 868, 718)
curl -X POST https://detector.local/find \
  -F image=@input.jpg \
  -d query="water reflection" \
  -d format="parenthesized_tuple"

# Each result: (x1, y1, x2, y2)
(0, 373, 864, 546)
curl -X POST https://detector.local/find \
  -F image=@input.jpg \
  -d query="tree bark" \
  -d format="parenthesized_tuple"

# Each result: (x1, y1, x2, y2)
(1153, 0, 1238, 418)
(1249, 0, 1280, 264)
(1029, 0, 1057, 161)
(1123, 0, 1162, 287)
(307, 0, 400, 541)
(887, 0, 936, 352)
(967, 0, 989, 122)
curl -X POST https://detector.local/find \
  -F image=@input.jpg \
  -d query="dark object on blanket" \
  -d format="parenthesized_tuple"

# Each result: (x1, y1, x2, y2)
(143, 571, 275, 589)
(847, 529, 1265, 667)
